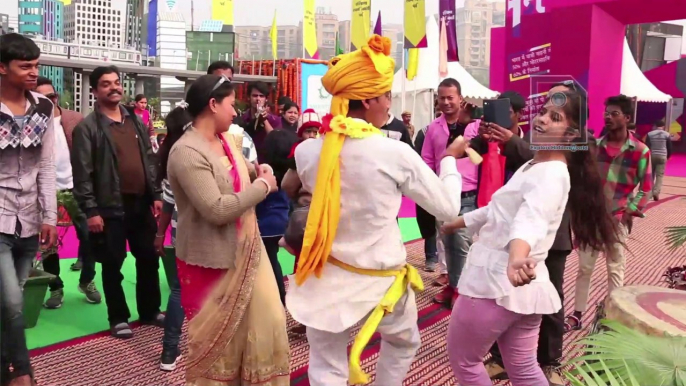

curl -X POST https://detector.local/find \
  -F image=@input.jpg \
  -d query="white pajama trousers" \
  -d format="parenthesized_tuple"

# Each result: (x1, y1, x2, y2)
(306, 293, 421, 386)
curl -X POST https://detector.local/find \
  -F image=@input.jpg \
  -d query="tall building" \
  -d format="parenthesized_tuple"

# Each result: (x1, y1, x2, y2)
(312, 7, 339, 60)
(627, 22, 685, 71)
(63, 0, 126, 112)
(156, 10, 187, 115)
(125, 0, 145, 49)
(337, 20, 350, 54)
(18, 0, 42, 35)
(41, 0, 65, 95)
(0, 13, 9, 34)
(187, 28, 236, 71)
(234, 24, 299, 60)
(456, 0, 505, 86)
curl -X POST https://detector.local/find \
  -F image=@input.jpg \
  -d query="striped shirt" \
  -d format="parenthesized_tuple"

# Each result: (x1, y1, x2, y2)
(596, 133, 653, 216)
(228, 124, 257, 163)
(0, 91, 57, 237)
(645, 129, 671, 158)
(162, 179, 177, 244)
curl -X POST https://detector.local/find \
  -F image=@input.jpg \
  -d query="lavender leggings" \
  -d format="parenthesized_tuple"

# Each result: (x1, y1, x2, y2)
(447, 296, 547, 386)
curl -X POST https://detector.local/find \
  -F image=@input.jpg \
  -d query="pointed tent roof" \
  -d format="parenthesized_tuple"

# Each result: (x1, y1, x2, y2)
(392, 17, 498, 99)
(621, 38, 672, 103)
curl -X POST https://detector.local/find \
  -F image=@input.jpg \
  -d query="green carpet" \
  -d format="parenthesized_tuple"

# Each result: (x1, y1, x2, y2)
(27, 218, 420, 350)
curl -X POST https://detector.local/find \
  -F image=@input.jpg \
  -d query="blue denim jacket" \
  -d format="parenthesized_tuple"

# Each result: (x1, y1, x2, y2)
(256, 190, 290, 237)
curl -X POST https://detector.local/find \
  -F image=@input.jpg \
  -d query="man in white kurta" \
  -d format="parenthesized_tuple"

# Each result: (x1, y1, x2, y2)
(285, 35, 465, 386)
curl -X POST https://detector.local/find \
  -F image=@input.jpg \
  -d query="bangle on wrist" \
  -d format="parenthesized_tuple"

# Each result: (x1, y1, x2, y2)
(155, 234, 165, 238)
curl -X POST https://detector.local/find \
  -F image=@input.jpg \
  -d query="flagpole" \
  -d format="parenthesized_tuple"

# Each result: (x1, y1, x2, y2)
(401, 5, 406, 112)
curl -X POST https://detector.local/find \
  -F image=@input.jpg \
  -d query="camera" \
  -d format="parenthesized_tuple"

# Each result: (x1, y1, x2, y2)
(550, 92, 567, 107)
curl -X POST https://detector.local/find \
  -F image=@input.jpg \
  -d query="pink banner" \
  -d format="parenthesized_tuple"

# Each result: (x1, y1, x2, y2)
(439, 0, 458, 62)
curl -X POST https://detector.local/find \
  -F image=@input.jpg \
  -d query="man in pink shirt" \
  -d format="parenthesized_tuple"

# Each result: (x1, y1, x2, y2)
(421, 78, 480, 308)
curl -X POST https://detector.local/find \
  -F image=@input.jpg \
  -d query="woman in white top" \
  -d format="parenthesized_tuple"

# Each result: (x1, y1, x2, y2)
(441, 90, 621, 385)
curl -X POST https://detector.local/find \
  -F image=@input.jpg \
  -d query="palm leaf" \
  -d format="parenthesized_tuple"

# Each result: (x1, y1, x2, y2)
(665, 226, 686, 251)
(564, 320, 686, 386)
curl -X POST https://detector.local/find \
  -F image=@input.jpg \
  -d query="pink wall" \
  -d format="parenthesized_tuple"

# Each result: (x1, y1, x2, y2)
(489, 27, 506, 92)
(492, 0, 686, 135)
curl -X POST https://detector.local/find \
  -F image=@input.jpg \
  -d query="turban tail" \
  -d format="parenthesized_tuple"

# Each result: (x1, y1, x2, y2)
(295, 36, 393, 286)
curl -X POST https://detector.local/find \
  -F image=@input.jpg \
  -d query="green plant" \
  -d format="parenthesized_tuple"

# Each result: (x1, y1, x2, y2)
(666, 226, 686, 251)
(563, 320, 686, 386)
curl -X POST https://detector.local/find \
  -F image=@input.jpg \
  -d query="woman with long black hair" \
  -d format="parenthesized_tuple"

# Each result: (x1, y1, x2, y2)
(443, 90, 621, 385)
(153, 105, 192, 371)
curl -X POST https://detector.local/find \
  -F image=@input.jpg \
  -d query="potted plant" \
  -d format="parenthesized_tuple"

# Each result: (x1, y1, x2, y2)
(563, 320, 686, 385)
(23, 268, 55, 329)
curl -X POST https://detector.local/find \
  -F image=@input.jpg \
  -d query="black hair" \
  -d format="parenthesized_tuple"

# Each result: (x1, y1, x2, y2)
(185, 74, 236, 118)
(261, 129, 300, 186)
(278, 96, 292, 106)
(207, 61, 234, 75)
(349, 100, 364, 111)
(498, 90, 526, 113)
(135, 94, 146, 102)
(0, 33, 40, 65)
(89, 66, 120, 89)
(438, 78, 462, 95)
(605, 94, 633, 118)
(549, 82, 588, 128)
(247, 81, 270, 97)
(655, 119, 665, 127)
(157, 106, 192, 185)
(554, 90, 622, 252)
(37, 76, 53, 88)
(282, 101, 299, 113)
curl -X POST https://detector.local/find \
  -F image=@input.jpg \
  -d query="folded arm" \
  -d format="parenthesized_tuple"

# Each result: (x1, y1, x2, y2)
(169, 146, 268, 226)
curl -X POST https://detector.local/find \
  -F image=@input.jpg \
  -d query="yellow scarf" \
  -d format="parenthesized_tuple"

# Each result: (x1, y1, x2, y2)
(294, 34, 395, 286)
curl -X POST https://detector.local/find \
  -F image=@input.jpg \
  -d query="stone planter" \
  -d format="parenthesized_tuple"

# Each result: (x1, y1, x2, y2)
(23, 268, 55, 329)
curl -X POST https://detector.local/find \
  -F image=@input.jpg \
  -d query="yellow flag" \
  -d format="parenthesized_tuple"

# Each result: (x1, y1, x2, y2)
(303, 0, 318, 58)
(212, 0, 234, 26)
(270, 11, 278, 60)
(350, 0, 371, 51)
(61, 0, 72, 4)
(406, 48, 419, 80)
(404, 0, 427, 48)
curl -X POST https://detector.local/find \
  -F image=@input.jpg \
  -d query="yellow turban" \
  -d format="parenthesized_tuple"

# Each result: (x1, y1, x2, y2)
(321, 35, 395, 116)
(295, 35, 392, 286)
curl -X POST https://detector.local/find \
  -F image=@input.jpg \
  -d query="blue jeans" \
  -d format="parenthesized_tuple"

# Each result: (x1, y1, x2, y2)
(425, 233, 438, 263)
(0, 232, 39, 377)
(443, 194, 477, 288)
(162, 252, 184, 353)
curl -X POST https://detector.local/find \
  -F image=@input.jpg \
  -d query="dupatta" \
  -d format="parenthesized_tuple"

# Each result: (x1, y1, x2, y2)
(185, 132, 262, 381)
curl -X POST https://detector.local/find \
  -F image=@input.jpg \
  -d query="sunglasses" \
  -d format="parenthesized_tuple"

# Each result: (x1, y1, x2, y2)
(45, 93, 58, 100)
(211, 75, 231, 92)
(560, 80, 577, 91)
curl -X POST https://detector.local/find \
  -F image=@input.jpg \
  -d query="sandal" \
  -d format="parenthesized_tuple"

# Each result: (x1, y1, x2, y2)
(564, 314, 582, 333)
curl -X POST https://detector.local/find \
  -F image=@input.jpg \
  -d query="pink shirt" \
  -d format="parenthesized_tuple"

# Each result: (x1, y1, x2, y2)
(421, 116, 480, 192)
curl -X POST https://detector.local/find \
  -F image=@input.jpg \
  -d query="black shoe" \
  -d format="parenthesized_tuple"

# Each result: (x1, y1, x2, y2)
(70, 260, 83, 271)
(159, 349, 180, 371)
(141, 313, 165, 328)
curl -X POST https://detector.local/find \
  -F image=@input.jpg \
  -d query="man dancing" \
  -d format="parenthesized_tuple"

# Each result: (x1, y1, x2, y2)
(285, 35, 466, 385)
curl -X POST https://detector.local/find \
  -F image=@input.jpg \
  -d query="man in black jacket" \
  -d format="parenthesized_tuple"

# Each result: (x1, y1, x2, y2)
(380, 105, 413, 146)
(72, 66, 163, 340)
(475, 86, 576, 386)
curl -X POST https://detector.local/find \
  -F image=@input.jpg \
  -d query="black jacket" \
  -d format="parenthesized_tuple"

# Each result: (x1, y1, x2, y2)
(71, 106, 161, 219)
(414, 127, 437, 240)
(471, 133, 572, 251)
(381, 116, 413, 147)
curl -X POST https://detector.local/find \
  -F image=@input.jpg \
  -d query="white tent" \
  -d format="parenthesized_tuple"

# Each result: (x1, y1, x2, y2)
(391, 17, 498, 132)
(621, 38, 671, 103)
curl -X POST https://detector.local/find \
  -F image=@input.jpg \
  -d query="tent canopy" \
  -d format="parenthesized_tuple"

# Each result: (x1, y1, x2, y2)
(621, 38, 672, 103)
(391, 17, 498, 99)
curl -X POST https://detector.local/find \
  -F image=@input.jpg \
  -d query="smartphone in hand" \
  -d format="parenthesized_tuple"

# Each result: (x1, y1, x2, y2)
(484, 98, 512, 129)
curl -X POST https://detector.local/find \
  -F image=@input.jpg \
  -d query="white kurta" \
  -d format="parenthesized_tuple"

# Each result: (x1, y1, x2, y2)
(286, 127, 463, 333)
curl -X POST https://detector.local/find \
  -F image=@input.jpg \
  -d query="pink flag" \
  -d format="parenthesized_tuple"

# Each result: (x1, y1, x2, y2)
(439, 17, 449, 78)
(373, 11, 382, 36)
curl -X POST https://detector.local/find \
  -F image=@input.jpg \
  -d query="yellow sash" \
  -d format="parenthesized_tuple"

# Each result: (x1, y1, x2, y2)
(328, 257, 424, 385)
